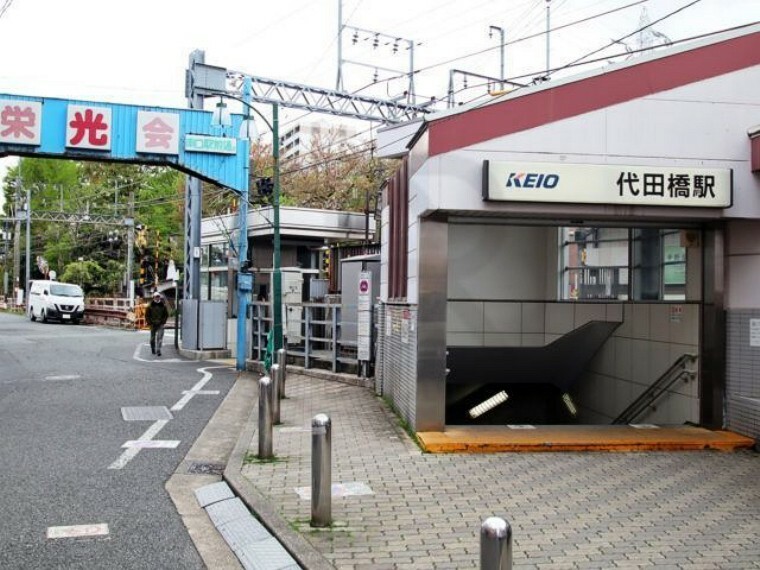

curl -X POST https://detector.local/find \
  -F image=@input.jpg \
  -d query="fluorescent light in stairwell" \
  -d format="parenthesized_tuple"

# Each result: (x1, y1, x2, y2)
(562, 393, 578, 416)
(468, 391, 508, 419)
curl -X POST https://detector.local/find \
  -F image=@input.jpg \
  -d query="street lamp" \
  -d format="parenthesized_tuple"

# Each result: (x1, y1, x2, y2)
(211, 81, 282, 370)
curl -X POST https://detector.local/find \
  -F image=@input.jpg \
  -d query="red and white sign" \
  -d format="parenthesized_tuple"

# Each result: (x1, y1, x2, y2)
(66, 104, 112, 150)
(358, 272, 372, 361)
(136, 110, 179, 155)
(0, 100, 42, 145)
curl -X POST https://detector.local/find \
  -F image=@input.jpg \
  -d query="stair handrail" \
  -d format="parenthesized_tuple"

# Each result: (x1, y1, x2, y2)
(612, 353, 697, 425)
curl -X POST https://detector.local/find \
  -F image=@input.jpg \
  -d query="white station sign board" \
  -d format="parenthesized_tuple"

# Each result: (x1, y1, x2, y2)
(483, 160, 732, 208)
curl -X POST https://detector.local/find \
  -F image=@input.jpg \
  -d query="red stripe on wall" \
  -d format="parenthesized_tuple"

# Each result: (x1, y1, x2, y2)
(752, 136, 760, 173)
(428, 31, 760, 156)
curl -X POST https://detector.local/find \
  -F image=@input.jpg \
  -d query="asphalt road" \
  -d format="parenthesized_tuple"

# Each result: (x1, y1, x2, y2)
(0, 312, 237, 569)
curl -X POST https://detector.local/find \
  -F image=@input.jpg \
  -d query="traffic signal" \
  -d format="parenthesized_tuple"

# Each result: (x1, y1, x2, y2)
(255, 177, 274, 196)
(322, 248, 330, 275)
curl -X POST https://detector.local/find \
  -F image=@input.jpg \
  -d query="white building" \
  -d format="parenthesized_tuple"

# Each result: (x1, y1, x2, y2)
(375, 23, 760, 440)
(279, 120, 363, 162)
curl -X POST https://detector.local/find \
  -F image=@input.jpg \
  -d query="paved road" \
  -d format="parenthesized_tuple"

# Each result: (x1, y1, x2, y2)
(0, 312, 237, 569)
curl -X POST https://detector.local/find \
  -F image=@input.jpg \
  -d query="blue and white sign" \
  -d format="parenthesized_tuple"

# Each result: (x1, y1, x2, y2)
(0, 93, 249, 193)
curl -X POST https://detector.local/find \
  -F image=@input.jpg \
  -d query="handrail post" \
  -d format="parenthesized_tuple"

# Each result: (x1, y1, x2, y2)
(305, 305, 311, 369)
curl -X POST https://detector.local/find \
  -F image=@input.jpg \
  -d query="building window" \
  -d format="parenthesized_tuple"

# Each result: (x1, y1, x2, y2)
(560, 227, 692, 302)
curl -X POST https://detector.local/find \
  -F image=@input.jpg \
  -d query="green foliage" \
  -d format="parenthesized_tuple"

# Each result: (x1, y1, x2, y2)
(60, 260, 102, 292)
(3, 158, 184, 291)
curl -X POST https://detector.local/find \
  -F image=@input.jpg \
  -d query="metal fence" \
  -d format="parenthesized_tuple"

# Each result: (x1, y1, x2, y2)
(251, 301, 366, 373)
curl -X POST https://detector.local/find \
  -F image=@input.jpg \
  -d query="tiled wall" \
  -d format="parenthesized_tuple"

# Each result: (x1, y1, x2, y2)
(726, 310, 760, 439)
(376, 304, 418, 428)
(576, 303, 700, 424)
(446, 301, 700, 425)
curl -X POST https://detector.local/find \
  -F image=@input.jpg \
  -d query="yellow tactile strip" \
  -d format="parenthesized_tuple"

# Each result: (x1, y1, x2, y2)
(417, 425, 755, 453)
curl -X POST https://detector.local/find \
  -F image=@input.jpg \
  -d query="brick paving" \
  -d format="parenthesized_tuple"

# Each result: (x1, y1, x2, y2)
(241, 374, 760, 569)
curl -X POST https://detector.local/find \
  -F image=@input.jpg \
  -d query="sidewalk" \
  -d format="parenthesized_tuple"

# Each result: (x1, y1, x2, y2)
(229, 372, 760, 569)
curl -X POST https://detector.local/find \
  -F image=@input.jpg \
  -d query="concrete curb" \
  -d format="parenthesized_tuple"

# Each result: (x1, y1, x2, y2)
(223, 387, 335, 570)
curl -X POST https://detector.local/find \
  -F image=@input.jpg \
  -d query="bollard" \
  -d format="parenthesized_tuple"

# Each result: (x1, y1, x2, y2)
(277, 347, 287, 399)
(480, 517, 512, 570)
(271, 364, 281, 424)
(310, 413, 332, 527)
(258, 376, 273, 459)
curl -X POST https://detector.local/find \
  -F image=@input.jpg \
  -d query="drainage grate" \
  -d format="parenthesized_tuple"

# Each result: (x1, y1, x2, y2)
(187, 461, 226, 476)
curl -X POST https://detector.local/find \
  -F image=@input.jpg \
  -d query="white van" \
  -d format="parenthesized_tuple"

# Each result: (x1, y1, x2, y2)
(28, 280, 85, 324)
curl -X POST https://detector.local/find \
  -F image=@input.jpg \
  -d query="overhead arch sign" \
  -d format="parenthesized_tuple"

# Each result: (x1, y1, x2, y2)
(0, 94, 248, 193)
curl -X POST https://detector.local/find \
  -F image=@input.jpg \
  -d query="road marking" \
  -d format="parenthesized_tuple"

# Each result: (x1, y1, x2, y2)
(132, 342, 189, 363)
(122, 440, 180, 449)
(171, 366, 218, 411)
(181, 389, 220, 395)
(47, 523, 109, 539)
(44, 374, 81, 381)
(108, 419, 169, 470)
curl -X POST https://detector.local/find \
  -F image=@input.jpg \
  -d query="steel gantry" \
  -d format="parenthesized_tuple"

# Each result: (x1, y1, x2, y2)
(192, 65, 435, 124)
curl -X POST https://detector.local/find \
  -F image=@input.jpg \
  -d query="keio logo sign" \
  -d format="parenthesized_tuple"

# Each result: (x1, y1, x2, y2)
(506, 172, 560, 189)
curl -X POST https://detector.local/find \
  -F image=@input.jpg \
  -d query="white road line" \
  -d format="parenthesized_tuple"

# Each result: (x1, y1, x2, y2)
(132, 342, 188, 363)
(44, 375, 81, 381)
(47, 523, 109, 539)
(108, 419, 169, 470)
(122, 440, 180, 449)
(170, 366, 215, 411)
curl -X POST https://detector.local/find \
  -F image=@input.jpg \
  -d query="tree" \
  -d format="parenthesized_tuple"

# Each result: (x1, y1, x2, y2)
(248, 129, 396, 212)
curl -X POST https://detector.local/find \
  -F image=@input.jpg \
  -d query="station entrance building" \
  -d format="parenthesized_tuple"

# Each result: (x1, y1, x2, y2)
(375, 24, 760, 441)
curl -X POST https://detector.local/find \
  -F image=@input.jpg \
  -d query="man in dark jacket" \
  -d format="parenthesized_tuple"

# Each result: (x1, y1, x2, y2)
(146, 292, 169, 357)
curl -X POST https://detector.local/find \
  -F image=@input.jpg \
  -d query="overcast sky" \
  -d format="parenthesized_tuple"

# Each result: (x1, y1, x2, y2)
(1, 0, 759, 204)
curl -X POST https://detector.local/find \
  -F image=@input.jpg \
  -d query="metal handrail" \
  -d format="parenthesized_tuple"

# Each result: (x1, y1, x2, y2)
(612, 353, 697, 425)
(250, 300, 364, 372)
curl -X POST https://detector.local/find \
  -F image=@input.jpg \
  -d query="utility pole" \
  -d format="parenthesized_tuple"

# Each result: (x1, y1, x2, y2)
(2, 220, 9, 297)
(25, 184, 31, 304)
(126, 191, 135, 306)
(12, 176, 21, 305)
(546, 0, 551, 77)
(489, 26, 506, 90)
(336, 0, 344, 91)
(185, 49, 205, 350)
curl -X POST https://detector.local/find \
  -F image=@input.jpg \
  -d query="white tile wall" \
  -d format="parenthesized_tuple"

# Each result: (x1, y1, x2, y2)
(484, 333, 521, 347)
(484, 303, 522, 333)
(447, 301, 484, 332)
(575, 304, 607, 327)
(546, 303, 574, 334)
(522, 303, 546, 333)
(649, 305, 671, 343)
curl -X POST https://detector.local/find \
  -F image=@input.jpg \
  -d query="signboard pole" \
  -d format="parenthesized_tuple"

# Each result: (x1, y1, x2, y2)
(357, 271, 372, 375)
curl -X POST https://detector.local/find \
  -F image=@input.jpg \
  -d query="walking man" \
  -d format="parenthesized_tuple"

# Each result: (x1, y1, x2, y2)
(147, 292, 169, 357)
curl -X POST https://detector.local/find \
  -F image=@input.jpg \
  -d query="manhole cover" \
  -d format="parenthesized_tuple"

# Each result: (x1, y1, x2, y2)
(187, 461, 225, 476)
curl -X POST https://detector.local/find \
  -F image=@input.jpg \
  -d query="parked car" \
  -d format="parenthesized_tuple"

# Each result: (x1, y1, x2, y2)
(28, 280, 85, 324)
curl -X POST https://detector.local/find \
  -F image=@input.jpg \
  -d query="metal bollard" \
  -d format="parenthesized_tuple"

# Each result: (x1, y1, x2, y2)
(277, 347, 287, 399)
(480, 517, 512, 570)
(271, 364, 281, 424)
(310, 413, 332, 527)
(258, 376, 273, 459)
